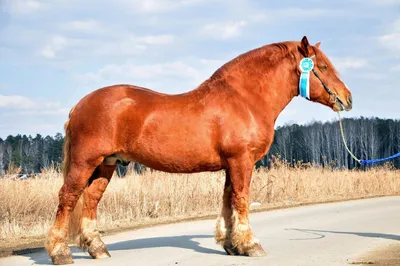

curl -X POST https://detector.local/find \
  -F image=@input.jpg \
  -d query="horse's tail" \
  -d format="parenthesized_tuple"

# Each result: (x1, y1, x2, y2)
(63, 106, 84, 244)
(62, 117, 72, 182)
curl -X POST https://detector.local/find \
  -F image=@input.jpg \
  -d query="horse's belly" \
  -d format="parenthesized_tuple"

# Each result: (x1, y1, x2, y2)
(126, 131, 222, 172)
(130, 146, 223, 173)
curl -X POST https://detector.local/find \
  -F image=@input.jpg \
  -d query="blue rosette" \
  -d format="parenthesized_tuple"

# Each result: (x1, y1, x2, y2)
(299, 58, 314, 99)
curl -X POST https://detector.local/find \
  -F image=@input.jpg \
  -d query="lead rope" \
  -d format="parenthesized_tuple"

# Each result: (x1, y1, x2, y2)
(337, 112, 362, 164)
(337, 112, 400, 165)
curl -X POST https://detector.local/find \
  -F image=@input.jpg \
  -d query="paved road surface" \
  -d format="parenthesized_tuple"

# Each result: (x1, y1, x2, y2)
(2, 196, 400, 266)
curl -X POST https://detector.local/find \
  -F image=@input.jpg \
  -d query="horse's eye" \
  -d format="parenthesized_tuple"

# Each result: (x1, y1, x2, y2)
(319, 65, 328, 71)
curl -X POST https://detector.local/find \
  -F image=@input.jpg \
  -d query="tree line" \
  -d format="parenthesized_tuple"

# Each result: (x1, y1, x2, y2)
(260, 117, 400, 169)
(0, 117, 399, 176)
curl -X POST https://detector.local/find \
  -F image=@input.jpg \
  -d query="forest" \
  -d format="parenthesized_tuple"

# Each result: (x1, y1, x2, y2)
(0, 116, 399, 176)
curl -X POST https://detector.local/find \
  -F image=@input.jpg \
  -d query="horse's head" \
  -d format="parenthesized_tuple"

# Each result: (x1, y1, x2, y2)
(297, 36, 352, 112)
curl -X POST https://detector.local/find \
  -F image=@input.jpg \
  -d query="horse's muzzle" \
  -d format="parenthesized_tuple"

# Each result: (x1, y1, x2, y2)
(345, 94, 353, 111)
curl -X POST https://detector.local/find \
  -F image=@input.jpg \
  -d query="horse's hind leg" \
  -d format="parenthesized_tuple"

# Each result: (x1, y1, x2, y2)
(78, 164, 116, 259)
(218, 155, 266, 257)
(215, 170, 233, 248)
(45, 162, 99, 265)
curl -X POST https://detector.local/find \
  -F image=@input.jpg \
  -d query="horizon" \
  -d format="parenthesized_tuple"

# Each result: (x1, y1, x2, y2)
(1, 115, 398, 139)
(1, 0, 399, 138)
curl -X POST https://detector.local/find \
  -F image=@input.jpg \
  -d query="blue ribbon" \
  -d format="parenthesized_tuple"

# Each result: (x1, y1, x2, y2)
(299, 72, 310, 99)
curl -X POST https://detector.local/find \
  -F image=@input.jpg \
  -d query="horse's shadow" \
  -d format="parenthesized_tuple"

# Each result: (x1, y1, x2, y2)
(19, 234, 225, 265)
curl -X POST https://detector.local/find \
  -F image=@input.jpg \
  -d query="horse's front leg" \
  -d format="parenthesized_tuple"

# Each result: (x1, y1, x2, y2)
(216, 155, 266, 257)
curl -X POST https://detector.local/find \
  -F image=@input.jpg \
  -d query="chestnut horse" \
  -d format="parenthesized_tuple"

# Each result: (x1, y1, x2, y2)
(45, 36, 352, 264)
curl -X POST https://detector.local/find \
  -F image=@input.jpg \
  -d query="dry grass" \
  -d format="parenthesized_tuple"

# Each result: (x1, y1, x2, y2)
(1, 159, 399, 246)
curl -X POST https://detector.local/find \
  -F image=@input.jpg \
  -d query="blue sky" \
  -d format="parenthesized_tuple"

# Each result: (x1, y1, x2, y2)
(0, 0, 399, 138)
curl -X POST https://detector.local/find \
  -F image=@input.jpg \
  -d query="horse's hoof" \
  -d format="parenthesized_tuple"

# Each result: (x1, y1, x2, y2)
(246, 243, 267, 257)
(223, 243, 267, 257)
(223, 244, 240, 256)
(88, 238, 111, 259)
(89, 249, 111, 260)
(51, 254, 74, 265)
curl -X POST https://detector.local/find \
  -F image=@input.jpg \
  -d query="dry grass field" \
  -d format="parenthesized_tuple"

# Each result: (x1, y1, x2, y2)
(0, 158, 399, 251)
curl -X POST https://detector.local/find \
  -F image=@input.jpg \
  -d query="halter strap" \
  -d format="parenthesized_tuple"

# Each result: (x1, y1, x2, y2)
(311, 69, 346, 108)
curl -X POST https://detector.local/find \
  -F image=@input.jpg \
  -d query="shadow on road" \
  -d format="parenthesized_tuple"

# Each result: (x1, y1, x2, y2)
(20, 234, 224, 265)
(107, 234, 224, 254)
(286, 228, 400, 241)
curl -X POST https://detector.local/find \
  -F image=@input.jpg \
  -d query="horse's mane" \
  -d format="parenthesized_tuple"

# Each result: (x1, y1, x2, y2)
(207, 41, 301, 82)
(206, 40, 339, 82)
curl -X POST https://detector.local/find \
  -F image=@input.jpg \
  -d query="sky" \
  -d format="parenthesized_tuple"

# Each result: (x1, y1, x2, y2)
(0, 0, 399, 138)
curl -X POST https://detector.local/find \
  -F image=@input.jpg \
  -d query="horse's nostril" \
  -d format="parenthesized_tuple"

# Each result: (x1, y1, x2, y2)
(348, 95, 353, 105)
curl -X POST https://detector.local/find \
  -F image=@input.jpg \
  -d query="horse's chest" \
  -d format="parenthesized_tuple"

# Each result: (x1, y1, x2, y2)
(248, 132, 274, 161)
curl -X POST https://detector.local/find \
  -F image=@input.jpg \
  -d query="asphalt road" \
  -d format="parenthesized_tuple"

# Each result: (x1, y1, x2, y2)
(2, 196, 400, 266)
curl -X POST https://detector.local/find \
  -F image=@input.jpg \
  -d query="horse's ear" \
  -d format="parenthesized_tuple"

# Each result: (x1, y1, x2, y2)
(298, 36, 312, 57)
(301, 36, 310, 47)
(315, 42, 321, 48)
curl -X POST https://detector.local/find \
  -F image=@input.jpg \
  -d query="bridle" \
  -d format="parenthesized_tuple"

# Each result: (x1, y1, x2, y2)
(310, 68, 346, 110)
(299, 55, 346, 110)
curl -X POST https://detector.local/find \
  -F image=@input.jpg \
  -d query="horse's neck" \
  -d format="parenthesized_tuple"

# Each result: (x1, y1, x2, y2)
(221, 51, 300, 122)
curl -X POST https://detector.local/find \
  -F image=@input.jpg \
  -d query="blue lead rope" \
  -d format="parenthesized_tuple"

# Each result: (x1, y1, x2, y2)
(338, 112, 400, 165)
(360, 152, 400, 165)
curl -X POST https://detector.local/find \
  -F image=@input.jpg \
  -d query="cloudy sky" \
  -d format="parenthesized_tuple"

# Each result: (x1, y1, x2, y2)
(0, 0, 399, 138)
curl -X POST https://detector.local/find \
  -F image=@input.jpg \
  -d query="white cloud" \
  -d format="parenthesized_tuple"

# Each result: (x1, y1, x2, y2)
(78, 61, 202, 85)
(136, 35, 175, 45)
(38, 33, 175, 59)
(8, 109, 70, 116)
(89, 34, 175, 57)
(199, 8, 347, 41)
(252, 8, 345, 24)
(134, 0, 172, 13)
(391, 65, 400, 71)
(367, 0, 400, 5)
(201, 20, 247, 39)
(379, 33, 400, 52)
(61, 20, 101, 32)
(199, 58, 227, 68)
(0, 94, 68, 115)
(0, 122, 63, 138)
(39, 35, 74, 59)
(116, 0, 208, 13)
(11, 0, 44, 14)
(394, 18, 400, 32)
(0, 95, 37, 109)
(330, 57, 369, 71)
(378, 19, 400, 53)
(353, 72, 387, 80)
(274, 8, 337, 19)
